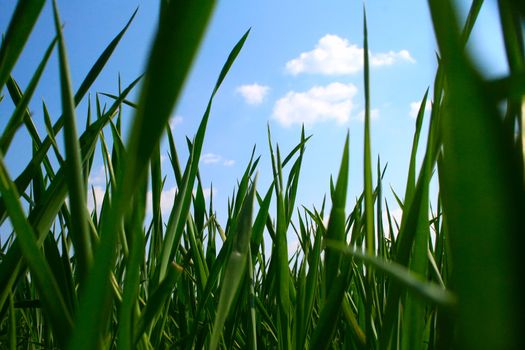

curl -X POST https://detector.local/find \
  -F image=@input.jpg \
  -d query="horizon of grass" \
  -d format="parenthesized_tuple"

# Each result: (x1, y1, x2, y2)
(0, 0, 524, 349)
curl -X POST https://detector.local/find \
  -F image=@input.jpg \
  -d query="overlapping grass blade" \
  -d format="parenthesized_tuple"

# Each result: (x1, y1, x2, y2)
(0, 158, 73, 347)
(210, 176, 256, 350)
(68, 2, 215, 348)
(52, 0, 93, 285)
(429, 0, 525, 348)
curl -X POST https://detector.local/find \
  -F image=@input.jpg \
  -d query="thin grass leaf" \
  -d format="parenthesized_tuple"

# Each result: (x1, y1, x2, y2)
(68, 2, 215, 348)
(0, 157, 73, 347)
(0, 0, 45, 90)
(0, 38, 56, 154)
(210, 176, 256, 350)
(52, 0, 93, 285)
(327, 241, 456, 309)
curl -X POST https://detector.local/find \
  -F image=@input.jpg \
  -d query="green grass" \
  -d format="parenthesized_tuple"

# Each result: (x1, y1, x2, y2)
(0, 0, 524, 349)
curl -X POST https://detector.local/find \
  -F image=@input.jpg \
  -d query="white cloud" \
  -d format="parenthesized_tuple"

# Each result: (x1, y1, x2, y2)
(236, 83, 270, 105)
(272, 82, 358, 127)
(201, 153, 234, 166)
(409, 100, 432, 118)
(371, 50, 415, 66)
(285, 34, 415, 76)
(201, 153, 222, 164)
(169, 115, 183, 129)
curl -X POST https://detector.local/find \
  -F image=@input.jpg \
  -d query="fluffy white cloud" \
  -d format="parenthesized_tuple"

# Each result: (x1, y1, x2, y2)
(409, 100, 431, 118)
(236, 83, 270, 105)
(272, 82, 358, 127)
(286, 34, 415, 76)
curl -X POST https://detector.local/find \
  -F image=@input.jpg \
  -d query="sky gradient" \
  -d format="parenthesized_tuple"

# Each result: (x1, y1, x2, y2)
(0, 1, 508, 238)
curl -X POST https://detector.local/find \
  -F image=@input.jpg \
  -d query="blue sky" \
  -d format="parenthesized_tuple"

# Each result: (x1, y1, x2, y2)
(0, 1, 507, 232)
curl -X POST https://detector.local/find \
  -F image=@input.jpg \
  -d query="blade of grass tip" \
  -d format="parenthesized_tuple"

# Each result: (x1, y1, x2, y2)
(0, 156, 73, 347)
(299, 213, 323, 349)
(43, 102, 65, 165)
(73, 8, 138, 104)
(210, 176, 256, 350)
(0, 0, 45, 90)
(155, 28, 249, 285)
(309, 133, 349, 349)
(0, 11, 140, 222)
(324, 132, 349, 291)
(429, 1, 525, 348)
(0, 37, 57, 154)
(363, 8, 375, 259)
(52, 0, 93, 286)
(404, 89, 430, 206)
(4, 78, 57, 181)
(68, 2, 215, 349)
(381, 113, 435, 348)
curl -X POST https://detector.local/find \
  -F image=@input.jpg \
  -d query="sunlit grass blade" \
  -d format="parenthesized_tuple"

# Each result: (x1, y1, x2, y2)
(210, 176, 256, 350)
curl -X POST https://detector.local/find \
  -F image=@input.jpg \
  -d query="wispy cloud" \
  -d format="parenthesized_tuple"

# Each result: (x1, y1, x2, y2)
(169, 115, 183, 129)
(201, 153, 235, 166)
(236, 83, 270, 105)
(272, 82, 358, 127)
(409, 100, 431, 118)
(286, 34, 415, 76)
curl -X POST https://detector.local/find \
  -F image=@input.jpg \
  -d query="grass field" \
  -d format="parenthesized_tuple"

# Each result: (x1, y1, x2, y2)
(0, 0, 524, 349)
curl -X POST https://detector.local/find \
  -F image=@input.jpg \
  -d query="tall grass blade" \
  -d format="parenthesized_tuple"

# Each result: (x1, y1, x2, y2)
(429, 0, 525, 348)
(52, 0, 93, 285)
